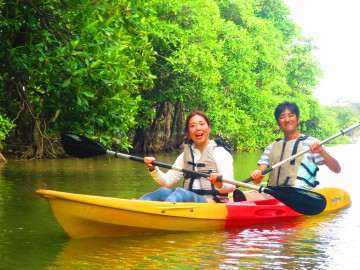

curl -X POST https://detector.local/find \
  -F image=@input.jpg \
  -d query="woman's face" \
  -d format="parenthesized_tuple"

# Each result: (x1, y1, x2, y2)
(187, 114, 210, 146)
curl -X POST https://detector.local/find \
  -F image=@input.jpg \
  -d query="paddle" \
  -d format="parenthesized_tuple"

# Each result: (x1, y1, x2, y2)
(61, 133, 327, 215)
(242, 122, 360, 183)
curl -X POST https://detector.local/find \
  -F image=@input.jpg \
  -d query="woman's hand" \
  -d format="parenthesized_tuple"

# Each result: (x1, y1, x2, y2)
(208, 173, 223, 188)
(144, 157, 156, 171)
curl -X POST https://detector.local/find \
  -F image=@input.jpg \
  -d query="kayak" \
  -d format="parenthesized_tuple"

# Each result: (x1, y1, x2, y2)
(36, 187, 351, 239)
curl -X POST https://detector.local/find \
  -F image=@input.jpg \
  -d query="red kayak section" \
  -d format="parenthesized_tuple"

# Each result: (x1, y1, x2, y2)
(224, 198, 302, 228)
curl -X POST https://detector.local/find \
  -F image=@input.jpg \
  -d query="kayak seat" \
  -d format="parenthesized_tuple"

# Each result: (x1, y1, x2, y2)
(233, 189, 247, 202)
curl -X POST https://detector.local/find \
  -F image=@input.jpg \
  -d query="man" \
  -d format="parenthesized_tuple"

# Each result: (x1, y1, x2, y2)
(250, 101, 341, 191)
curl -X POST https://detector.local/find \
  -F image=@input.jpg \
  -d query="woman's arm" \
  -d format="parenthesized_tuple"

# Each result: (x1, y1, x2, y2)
(213, 148, 236, 193)
(146, 153, 185, 187)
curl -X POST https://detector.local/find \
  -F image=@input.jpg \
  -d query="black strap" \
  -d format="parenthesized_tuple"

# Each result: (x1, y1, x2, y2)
(296, 177, 320, 188)
(283, 176, 291, 186)
(299, 162, 319, 177)
(183, 141, 231, 202)
(184, 143, 224, 202)
(192, 189, 227, 196)
(209, 171, 222, 203)
(214, 138, 231, 154)
(275, 140, 287, 185)
(289, 136, 308, 165)
(187, 161, 205, 167)
(187, 145, 196, 191)
(296, 162, 319, 188)
(290, 136, 308, 165)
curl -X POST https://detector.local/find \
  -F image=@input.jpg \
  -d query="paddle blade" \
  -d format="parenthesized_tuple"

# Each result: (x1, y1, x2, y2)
(263, 186, 327, 215)
(61, 133, 106, 158)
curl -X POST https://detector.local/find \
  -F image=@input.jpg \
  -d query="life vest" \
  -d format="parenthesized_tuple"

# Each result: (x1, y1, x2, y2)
(183, 139, 230, 202)
(268, 136, 319, 188)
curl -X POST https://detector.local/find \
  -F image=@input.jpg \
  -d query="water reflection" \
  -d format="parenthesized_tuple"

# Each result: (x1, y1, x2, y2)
(1, 144, 359, 269)
(47, 211, 348, 269)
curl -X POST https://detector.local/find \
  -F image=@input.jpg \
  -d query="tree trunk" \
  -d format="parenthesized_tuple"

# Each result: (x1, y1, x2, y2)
(165, 108, 171, 140)
(0, 152, 7, 163)
(21, 119, 58, 159)
(132, 101, 186, 153)
(6, 84, 60, 159)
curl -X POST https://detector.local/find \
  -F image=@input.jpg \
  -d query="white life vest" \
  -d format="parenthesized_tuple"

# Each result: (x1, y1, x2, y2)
(182, 139, 230, 202)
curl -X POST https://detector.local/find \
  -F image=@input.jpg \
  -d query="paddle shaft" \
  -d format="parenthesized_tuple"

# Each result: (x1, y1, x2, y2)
(111, 150, 210, 178)
(109, 150, 265, 193)
(242, 122, 360, 183)
(61, 133, 327, 215)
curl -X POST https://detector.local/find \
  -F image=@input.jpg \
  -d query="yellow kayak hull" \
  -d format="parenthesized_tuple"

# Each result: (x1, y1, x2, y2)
(36, 187, 351, 239)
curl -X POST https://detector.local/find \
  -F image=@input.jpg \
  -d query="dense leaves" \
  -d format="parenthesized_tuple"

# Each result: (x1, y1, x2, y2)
(0, 0, 358, 158)
(1, 0, 156, 157)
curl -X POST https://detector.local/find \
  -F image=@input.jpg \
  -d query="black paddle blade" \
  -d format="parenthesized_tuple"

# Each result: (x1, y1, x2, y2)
(263, 186, 327, 215)
(61, 133, 107, 158)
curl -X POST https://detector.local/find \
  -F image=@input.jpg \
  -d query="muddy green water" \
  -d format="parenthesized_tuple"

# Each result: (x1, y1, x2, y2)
(0, 144, 359, 269)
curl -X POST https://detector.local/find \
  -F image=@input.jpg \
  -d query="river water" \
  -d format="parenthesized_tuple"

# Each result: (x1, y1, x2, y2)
(0, 143, 359, 269)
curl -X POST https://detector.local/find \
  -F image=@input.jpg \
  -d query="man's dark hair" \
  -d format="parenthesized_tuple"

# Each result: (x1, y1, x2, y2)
(274, 102, 300, 122)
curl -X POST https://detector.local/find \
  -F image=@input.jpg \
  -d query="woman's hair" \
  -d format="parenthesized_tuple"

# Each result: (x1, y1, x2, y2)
(274, 101, 300, 122)
(184, 110, 210, 135)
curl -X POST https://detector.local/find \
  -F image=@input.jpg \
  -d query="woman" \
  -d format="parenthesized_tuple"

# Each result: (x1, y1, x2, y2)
(138, 110, 236, 203)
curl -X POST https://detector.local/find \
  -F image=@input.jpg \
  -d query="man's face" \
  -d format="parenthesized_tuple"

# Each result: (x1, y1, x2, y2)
(277, 108, 300, 133)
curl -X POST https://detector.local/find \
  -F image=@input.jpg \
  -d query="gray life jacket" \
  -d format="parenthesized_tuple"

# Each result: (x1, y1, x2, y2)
(183, 139, 230, 202)
(268, 136, 319, 188)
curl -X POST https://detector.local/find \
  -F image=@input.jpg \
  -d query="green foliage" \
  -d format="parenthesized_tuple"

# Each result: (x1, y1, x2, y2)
(1, 0, 157, 151)
(49, 0, 157, 148)
(0, 0, 353, 156)
(0, 113, 15, 148)
(324, 106, 359, 142)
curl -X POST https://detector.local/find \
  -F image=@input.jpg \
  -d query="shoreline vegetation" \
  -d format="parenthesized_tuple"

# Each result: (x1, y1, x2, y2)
(1, 133, 359, 163)
(1, 0, 359, 160)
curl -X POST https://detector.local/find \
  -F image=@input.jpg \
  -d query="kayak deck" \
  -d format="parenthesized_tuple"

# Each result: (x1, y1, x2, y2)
(36, 187, 351, 239)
